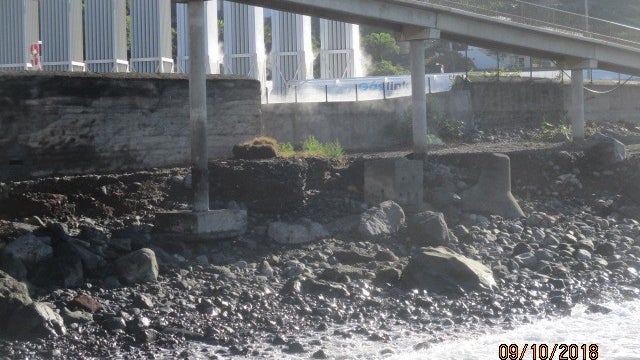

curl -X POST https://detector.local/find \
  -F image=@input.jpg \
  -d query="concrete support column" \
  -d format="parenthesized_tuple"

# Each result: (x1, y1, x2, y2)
(0, 0, 39, 71)
(570, 69, 585, 142)
(271, 11, 313, 94)
(188, 0, 209, 213)
(223, 3, 265, 84)
(403, 27, 439, 155)
(176, 0, 219, 74)
(410, 39, 428, 154)
(319, 20, 362, 79)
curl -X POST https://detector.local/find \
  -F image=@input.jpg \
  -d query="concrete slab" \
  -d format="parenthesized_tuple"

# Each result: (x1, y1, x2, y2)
(155, 210, 247, 239)
(364, 158, 423, 213)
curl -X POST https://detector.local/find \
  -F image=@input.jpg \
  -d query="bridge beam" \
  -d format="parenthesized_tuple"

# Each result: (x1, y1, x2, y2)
(403, 27, 440, 155)
(560, 59, 597, 142)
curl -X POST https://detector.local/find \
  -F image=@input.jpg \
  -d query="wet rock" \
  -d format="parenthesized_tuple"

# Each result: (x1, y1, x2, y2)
(358, 201, 405, 238)
(512, 242, 531, 257)
(286, 341, 306, 354)
(259, 260, 274, 278)
(407, 211, 451, 246)
(3, 233, 53, 265)
(402, 246, 497, 293)
(586, 303, 612, 314)
(102, 316, 127, 332)
(114, 248, 159, 284)
(71, 294, 103, 313)
(268, 219, 329, 245)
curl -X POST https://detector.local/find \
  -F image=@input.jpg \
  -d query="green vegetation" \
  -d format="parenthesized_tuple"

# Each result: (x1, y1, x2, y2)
(368, 60, 408, 76)
(363, 32, 400, 62)
(270, 136, 345, 160)
(538, 121, 570, 142)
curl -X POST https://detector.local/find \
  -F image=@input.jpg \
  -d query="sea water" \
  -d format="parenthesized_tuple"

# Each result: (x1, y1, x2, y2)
(395, 300, 640, 360)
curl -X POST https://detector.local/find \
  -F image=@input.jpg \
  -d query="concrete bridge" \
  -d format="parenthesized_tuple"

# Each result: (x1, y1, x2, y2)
(230, 0, 640, 152)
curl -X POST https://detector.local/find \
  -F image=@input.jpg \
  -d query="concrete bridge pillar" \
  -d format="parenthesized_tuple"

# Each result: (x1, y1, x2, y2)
(176, 0, 219, 74)
(84, 0, 128, 72)
(319, 20, 362, 79)
(0, 0, 39, 71)
(130, 0, 173, 73)
(40, 0, 85, 72)
(402, 27, 440, 155)
(224, 2, 266, 84)
(271, 11, 313, 94)
(564, 59, 597, 142)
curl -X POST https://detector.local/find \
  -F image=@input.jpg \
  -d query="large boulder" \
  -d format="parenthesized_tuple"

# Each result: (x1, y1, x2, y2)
(268, 219, 329, 245)
(584, 134, 626, 166)
(7, 302, 66, 339)
(3, 233, 53, 266)
(407, 211, 451, 246)
(401, 246, 496, 293)
(0, 270, 66, 339)
(114, 248, 159, 284)
(358, 201, 405, 238)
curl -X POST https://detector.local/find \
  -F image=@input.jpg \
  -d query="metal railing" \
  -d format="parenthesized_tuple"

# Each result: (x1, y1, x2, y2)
(409, 0, 640, 49)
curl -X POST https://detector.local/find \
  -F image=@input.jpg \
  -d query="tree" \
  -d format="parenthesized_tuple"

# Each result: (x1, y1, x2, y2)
(367, 60, 408, 76)
(363, 32, 400, 62)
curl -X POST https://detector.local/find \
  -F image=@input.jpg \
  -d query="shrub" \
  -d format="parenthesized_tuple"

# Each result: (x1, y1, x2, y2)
(301, 136, 344, 160)
(277, 142, 296, 157)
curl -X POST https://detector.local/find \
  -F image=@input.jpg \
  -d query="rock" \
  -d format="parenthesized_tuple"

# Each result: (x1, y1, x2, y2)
(576, 239, 595, 253)
(512, 242, 531, 256)
(358, 201, 405, 238)
(71, 294, 103, 313)
(3, 233, 53, 265)
(312, 349, 328, 359)
(584, 134, 626, 166)
(375, 267, 402, 285)
(595, 242, 616, 257)
(0, 253, 27, 281)
(0, 270, 32, 326)
(302, 278, 350, 298)
(62, 307, 93, 324)
(407, 211, 450, 246)
(287, 341, 306, 354)
(132, 293, 154, 309)
(374, 249, 399, 262)
(268, 219, 329, 245)
(194, 255, 209, 266)
(574, 249, 592, 261)
(515, 252, 538, 269)
(333, 247, 375, 265)
(7, 302, 66, 339)
(31, 256, 84, 288)
(462, 153, 525, 219)
(114, 248, 159, 284)
(259, 260, 274, 278)
(401, 246, 497, 293)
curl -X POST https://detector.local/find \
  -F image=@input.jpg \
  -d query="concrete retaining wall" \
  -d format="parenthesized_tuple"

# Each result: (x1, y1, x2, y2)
(0, 73, 261, 181)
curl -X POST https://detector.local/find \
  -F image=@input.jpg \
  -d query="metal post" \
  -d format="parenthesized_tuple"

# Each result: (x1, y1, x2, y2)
(383, 80, 387, 99)
(295, 85, 298, 103)
(619, 73, 622, 85)
(189, 0, 209, 213)
(571, 69, 585, 142)
(410, 39, 428, 154)
(529, 57, 533, 80)
(265, 86, 269, 104)
(465, 47, 469, 78)
(428, 77, 432, 94)
(325, 84, 328, 102)
(496, 53, 500, 81)
(355, 84, 359, 101)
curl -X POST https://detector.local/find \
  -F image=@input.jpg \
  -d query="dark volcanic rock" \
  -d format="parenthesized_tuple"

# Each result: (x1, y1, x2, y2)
(407, 211, 451, 246)
(402, 246, 496, 293)
(114, 248, 159, 284)
(210, 159, 307, 213)
(232, 144, 277, 160)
